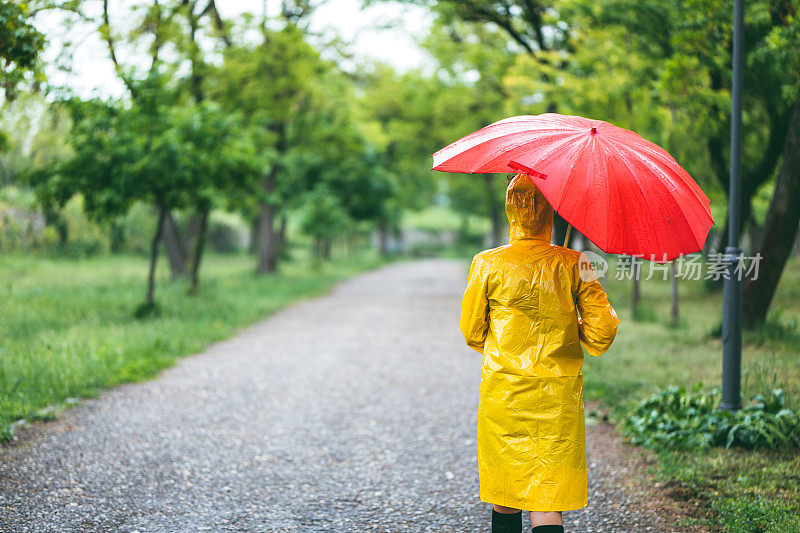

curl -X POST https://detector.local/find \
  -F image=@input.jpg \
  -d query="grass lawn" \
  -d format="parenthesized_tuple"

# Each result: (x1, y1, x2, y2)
(583, 256, 800, 532)
(0, 248, 384, 442)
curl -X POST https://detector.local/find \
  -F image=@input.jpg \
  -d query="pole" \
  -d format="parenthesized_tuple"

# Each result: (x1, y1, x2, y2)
(721, 0, 744, 411)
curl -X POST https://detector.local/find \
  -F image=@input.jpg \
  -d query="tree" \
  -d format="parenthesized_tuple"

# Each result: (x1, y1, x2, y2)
(371, 0, 568, 56)
(299, 185, 352, 260)
(0, 1, 45, 100)
(372, 0, 577, 243)
(212, 21, 327, 273)
(95, 0, 234, 281)
(29, 79, 255, 310)
(579, 0, 799, 252)
(742, 87, 800, 327)
(0, 1, 45, 151)
(741, 4, 800, 327)
(169, 0, 234, 285)
(166, 101, 259, 294)
(423, 19, 517, 247)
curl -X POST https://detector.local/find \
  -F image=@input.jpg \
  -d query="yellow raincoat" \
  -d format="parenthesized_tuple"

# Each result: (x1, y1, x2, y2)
(460, 174, 619, 511)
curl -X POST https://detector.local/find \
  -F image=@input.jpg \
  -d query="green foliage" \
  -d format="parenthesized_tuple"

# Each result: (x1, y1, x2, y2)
(30, 77, 258, 220)
(30, 84, 176, 219)
(576, 0, 799, 241)
(57, 195, 111, 257)
(357, 64, 455, 212)
(210, 19, 398, 251)
(622, 385, 800, 451)
(0, 186, 110, 255)
(299, 185, 352, 250)
(0, 1, 45, 98)
(207, 211, 249, 253)
(109, 202, 158, 255)
(0, 93, 73, 187)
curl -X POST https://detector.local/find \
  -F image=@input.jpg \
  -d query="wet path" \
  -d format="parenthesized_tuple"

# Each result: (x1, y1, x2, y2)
(1, 260, 682, 532)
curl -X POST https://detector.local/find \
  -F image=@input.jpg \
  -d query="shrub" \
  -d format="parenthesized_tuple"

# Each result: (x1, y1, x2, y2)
(58, 195, 110, 257)
(110, 202, 157, 255)
(0, 186, 47, 251)
(621, 385, 800, 451)
(208, 211, 249, 254)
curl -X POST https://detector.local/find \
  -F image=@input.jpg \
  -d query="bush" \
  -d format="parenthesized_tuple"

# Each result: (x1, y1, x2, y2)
(208, 211, 249, 253)
(0, 186, 46, 251)
(58, 195, 110, 257)
(110, 202, 157, 255)
(621, 385, 800, 451)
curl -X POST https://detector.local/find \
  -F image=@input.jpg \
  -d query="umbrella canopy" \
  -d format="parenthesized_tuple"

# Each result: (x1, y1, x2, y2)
(432, 114, 713, 261)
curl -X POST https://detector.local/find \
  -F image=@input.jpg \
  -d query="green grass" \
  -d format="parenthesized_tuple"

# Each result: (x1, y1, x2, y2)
(402, 205, 490, 234)
(584, 257, 800, 412)
(655, 447, 800, 532)
(0, 248, 384, 441)
(581, 256, 800, 532)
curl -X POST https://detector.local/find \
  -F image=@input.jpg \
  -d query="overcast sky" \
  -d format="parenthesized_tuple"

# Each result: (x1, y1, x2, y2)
(34, 0, 432, 98)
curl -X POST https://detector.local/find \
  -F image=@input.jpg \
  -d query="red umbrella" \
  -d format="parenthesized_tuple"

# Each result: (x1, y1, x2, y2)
(432, 113, 713, 262)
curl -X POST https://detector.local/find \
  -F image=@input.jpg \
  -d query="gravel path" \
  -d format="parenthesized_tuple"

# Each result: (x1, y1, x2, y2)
(0, 259, 695, 532)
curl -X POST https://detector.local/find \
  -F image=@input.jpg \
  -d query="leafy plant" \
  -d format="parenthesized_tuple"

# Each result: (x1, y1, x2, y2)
(621, 385, 800, 451)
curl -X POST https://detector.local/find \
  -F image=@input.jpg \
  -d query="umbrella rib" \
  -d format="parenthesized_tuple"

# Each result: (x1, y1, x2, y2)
(627, 136, 711, 207)
(628, 142, 711, 249)
(612, 146, 664, 257)
(616, 142, 702, 255)
(615, 136, 712, 251)
(598, 138, 614, 252)
(551, 137, 591, 211)
(432, 125, 571, 168)
(480, 131, 582, 174)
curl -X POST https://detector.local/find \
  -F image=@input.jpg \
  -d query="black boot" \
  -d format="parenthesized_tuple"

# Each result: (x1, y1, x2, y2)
(532, 525, 564, 533)
(492, 509, 522, 533)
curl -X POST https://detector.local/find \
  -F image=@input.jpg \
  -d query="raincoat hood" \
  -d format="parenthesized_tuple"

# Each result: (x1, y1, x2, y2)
(506, 173, 554, 243)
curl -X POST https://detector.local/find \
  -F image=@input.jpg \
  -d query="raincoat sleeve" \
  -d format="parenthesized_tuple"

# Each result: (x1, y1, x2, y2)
(573, 263, 619, 357)
(460, 254, 490, 354)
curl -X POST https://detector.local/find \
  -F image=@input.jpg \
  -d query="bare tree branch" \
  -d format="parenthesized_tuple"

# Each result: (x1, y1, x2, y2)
(201, 0, 232, 46)
(102, 0, 137, 98)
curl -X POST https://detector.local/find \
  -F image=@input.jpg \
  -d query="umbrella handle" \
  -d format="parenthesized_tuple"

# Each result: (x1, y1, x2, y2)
(563, 224, 572, 248)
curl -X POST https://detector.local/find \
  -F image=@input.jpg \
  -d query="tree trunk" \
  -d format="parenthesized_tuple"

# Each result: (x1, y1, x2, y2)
(147, 208, 167, 306)
(484, 174, 503, 247)
(184, 214, 203, 251)
(277, 214, 288, 256)
(378, 217, 389, 255)
(795, 227, 800, 258)
(632, 257, 641, 317)
(322, 238, 332, 260)
(249, 215, 259, 255)
(256, 170, 279, 274)
(742, 89, 800, 328)
(670, 261, 679, 327)
(162, 211, 188, 279)
(188, 208, 209, 295)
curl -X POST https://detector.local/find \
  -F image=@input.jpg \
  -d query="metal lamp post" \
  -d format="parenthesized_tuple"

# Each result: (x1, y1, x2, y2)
(721, 0, 745, 411)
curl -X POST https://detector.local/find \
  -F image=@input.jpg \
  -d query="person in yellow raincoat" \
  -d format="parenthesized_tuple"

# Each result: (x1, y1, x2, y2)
(460, 174, 619, 533)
